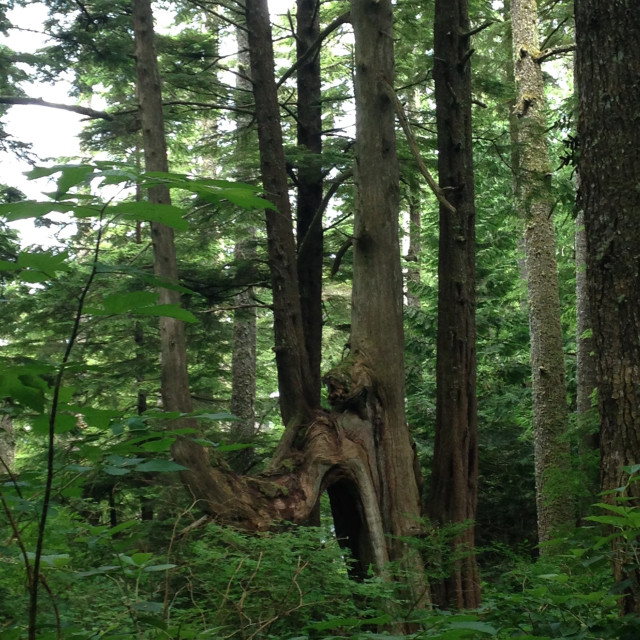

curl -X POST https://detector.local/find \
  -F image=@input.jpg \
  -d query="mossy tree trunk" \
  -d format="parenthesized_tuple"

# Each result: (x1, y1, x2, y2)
(575, 0, 640, 613)
(230, 2, 258, 471)
(511, 0, 573, 547)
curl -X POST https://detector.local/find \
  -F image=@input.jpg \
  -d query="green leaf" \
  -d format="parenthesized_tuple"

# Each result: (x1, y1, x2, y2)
(108, 201, 188, 231)
(17, 250, 70, 276)
(76, 565, 120, 577)
(0, 259, 20, 271)
(103, 466, 131, 476)
(53, 164, 96, 198)
(586, 514, 631, 527)
(215, 443, 254, 452)
(447, 621, 496, 635)
(135, 304, 198, 323)
(0, 374, 46, 412)
(32, 413, 77, 435)
(0, 201, 74, 221)
(193, 411, 237, 422)
(40, 553, 71, 568)
(134, 460, 187, 472)
(138, 438, 174, 452)
(130, 552, 154, 566)
(103, 291, 158, 314)
(143, 563, 177, 572)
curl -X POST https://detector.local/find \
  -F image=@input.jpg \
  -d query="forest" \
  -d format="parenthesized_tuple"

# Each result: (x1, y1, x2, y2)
(0, 0, 639, 638)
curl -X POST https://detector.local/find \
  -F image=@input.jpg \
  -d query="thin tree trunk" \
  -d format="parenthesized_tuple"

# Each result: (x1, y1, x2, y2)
(132, 0, 193, 417)
(296, 0, 324, 406)
(427, 0, 481, 609)
(511, 0, 573, 547)
(575, 0, 640, 613)
(575, 208, 598, 501)
(230, 3, 257, 469)
(0, 413, 14, 473)
(245, 0, 314, 432)
(404, 88, 422, 310)
(132, 0, 216, 495)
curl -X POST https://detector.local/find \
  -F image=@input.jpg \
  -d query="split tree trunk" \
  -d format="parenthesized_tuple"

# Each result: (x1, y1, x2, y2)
(128, 2, 427, 616)
(427, 0, 480, 609)
(511, 0, 573, 547)
(575, 0, 640, 613)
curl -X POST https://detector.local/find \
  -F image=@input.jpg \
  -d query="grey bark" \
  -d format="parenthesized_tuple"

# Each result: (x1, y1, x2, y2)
(230, 4, 257, 464)
(511, 0, 573, 547)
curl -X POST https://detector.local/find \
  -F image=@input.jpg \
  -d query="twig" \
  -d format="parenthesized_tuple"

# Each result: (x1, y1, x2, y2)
(297, 168, 353, 259)
(28, 205, 107, 640)
(459, 20, 494, 38)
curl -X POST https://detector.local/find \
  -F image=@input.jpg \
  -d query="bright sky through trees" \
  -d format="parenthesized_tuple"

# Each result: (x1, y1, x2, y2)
(0, 0, 296, 246)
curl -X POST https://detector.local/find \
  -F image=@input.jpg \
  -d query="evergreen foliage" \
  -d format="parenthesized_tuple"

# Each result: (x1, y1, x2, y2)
(0, 0, 637, 636)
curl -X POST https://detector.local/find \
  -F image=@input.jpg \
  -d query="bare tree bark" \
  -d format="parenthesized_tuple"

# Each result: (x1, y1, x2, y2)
(575, 0, 640, 613)
(245, 0, 315, 433)
(349, 0, 427, 609)
(229, 3, 258, 469)
(296, 0, 324, 406)
(427, 0, 481, 609)
(511, 0, 573, 547)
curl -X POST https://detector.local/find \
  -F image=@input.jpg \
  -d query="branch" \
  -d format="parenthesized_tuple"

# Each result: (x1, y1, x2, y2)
(534, 44, 576, 64)
(297, 168, 353, 259)
(0, 96, 114, 120)
(330, 237, 353, 278)
(380, 79, 456, 214)
(459, 20, 494, 38)
(277, 11, 351, 88)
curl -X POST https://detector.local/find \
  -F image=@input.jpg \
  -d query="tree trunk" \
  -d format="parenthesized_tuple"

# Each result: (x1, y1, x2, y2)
(128, 3, 428, 618)
(404, 86, 422, 311)
(132, 0, 217, 495)
(575, 0, 640, 613)
(0, 413, 14, 473)
(575, 208, 598, 500)
(245, 0, 314, 432)
(132, 0, 193, 417)
(296, 0, 324, 406)
(230, 3, 258, 470)
(349, 0, 427, 608)
(427, 0, 481, 609)
(511, 0, 573, 547)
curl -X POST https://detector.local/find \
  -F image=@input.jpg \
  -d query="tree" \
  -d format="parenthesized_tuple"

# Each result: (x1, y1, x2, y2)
(229, 2, 258, 470)
(575, 0, 640, 613)
(426, 0, 480, 609)
(510, 0, 573, 546)
(296, 0, 324, 406)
